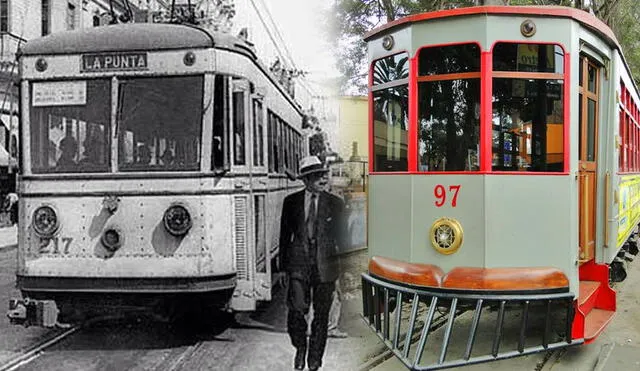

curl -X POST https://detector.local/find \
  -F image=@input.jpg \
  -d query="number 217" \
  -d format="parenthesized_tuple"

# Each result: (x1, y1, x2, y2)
(434, 185, 460, 207)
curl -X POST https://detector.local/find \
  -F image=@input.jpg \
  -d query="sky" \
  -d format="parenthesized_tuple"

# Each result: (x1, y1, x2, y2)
(234, 0, 341, 98)
(262, 0, 340, 79)
(228, 0, 341, 146)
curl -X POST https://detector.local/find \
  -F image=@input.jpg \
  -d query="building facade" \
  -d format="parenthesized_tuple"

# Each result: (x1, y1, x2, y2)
(0, 0, 158, 189)
(337, 95, 368, 163)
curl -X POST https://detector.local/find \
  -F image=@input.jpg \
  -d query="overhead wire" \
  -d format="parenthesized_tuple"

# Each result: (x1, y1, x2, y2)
(246, 0, 321, 104)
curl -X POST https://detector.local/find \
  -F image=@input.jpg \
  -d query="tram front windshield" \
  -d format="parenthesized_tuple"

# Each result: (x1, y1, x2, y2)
(29, 75, 204, 174)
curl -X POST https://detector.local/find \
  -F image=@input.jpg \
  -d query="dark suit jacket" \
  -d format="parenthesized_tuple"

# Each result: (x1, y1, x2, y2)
(279, 189, 346, 283)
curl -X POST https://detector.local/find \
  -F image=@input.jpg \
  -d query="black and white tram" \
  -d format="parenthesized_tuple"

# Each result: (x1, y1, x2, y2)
(7, 21, 307, 327)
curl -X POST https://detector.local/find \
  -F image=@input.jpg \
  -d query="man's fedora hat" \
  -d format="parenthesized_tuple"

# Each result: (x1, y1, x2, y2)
(298, 156, 329, 179)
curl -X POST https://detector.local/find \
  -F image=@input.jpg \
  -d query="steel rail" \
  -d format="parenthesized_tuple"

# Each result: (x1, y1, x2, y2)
(165, 341, 206, 371)
(0, 326, 80, 371)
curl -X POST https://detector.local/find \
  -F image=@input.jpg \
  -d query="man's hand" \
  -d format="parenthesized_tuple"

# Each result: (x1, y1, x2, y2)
(276, 272, 289, 288)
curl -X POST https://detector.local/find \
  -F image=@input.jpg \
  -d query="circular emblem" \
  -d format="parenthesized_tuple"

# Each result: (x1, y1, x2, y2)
(520, 19, 536, 37)
(430, 217, 463, 255)
(382, 35, 394, 51)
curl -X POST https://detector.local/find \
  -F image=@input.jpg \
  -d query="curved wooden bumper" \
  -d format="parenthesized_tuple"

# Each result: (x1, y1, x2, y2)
(369, 256, 444, 287)
(369, 256, 569, 291)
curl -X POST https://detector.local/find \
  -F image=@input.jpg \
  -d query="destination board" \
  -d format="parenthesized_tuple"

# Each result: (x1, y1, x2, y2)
(81, 52, 148, 72)
(32, 81, 87, 106)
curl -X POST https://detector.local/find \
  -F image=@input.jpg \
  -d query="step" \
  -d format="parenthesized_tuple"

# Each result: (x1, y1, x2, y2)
(578, 280, 600, 314)
(584, 308, 616, 341)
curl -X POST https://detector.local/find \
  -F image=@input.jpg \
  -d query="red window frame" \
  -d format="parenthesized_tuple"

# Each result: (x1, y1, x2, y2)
(413, 41, 482, 174)
(488, 41, 569, 174)
(368, 50, 411, 174)
(369, 41, 573, 175)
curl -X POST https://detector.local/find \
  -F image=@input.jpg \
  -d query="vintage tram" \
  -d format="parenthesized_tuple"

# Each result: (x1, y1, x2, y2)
(7, 21, 307, 327)
(361, 5, 639, 370)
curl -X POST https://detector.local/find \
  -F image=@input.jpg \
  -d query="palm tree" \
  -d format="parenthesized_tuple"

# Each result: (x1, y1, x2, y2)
(372, 55, 409, 130)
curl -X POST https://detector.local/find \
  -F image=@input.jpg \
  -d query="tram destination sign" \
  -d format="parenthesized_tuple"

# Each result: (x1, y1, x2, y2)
(81, 52, 148, 73)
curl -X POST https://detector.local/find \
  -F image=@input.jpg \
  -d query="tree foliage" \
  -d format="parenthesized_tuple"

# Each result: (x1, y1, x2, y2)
(330, 0, 640, 94)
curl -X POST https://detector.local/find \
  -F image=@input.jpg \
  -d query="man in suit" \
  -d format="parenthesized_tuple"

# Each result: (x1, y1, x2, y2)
(280, 155, 346, 371)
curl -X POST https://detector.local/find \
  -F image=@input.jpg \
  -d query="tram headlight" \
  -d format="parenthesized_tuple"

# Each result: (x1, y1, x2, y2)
(35, 58, 48, 72)
(32, 206, 60, 237)
(101, 228, 123, 252)
(183, 51, 196, 66)
(163, 204, 192, 236)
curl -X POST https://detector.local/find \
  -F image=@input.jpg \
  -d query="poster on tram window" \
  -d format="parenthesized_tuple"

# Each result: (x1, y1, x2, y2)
(32, 81, 87, 107)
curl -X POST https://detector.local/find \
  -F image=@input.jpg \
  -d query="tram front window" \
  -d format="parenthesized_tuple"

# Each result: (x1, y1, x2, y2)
(29, 79, 111, 174)
(117, 76, 203, 171)
(417, 43, 481, 172)
(492, 43, 565, 172)
(372, 53, 409, 172)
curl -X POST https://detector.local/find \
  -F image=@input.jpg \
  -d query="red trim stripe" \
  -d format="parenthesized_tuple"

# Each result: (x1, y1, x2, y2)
(364, 6, 618, 49)
(481, 51, 492, 172)
(563, 52, 570, 172)
(369, 171, 570, 176)
(368, 62, 374, 174)
(408, 56, 418, 172)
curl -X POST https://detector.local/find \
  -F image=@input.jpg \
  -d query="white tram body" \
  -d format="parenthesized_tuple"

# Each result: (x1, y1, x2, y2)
(9, 23, 307, 326)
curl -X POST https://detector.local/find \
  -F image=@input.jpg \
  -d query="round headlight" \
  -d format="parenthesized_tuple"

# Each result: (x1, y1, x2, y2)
(183, 51, 196, 66)
(163, 204, 192, 236)
(35, 58, 48, 72)
(101, 228, 123, 252)
(32, 205, 59, 237)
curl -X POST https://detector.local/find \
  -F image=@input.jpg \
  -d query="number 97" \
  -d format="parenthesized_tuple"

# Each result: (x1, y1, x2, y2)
(434, 185, 461, 207)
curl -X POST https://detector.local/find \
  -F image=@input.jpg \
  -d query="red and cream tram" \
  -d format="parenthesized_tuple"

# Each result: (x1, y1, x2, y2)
(362, 6, 639, 369)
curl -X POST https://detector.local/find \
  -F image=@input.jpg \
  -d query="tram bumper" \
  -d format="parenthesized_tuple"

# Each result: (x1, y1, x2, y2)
(361, 256, 580, 370)
(7, 298, 60, 328)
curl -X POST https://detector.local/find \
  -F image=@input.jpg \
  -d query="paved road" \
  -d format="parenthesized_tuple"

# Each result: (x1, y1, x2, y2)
(0, 232, 63, 367)
(0, 242, 377, 371)
(0, 225, 16, 252)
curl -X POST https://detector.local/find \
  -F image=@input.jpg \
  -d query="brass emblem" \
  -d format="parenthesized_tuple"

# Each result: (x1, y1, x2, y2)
(430, 217, 463, 255)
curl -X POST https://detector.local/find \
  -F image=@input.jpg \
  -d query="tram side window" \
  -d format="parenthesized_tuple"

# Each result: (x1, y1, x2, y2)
(213, 75, 229, 170)
(293, 130, 299, 172)
(233, 90, 246, 165)
(286, 125, 292, 172)
(268, 111, 275, 172)
(417, 44, 480, 172)
(278, 118, 285, 173)
(253, 99, 264, 167)
(492, 43, 565, 172)
(117, 76, 203, 172)
(29, 79, 111, 173)
(372, 53, 409, 172)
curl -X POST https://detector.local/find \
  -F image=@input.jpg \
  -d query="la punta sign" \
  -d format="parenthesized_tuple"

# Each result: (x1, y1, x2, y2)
(81, 53, 148, 73)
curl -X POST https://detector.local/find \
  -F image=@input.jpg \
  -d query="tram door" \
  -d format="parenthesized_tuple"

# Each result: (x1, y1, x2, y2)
(250, 90, 271, 301)
(578, 56, 599, 264)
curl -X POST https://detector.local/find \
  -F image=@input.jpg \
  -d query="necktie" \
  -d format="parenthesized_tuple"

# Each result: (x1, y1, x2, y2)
(307, 193, 317, 239)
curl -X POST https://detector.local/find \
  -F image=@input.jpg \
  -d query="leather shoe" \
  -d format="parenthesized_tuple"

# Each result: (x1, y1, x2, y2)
(327, 328, 348, 338)
(294, 348, 306, 370)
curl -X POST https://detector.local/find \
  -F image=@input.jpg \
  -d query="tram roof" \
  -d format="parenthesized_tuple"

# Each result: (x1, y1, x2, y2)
(19, 22, 251, 57)
(364, 6, 618, 48)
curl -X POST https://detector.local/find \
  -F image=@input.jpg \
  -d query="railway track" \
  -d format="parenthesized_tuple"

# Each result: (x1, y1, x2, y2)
(358, 308, 465, 371)
(0, 326, 80, 371)
(0, 320, 209, 371)
(164, 341, 206, 371)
